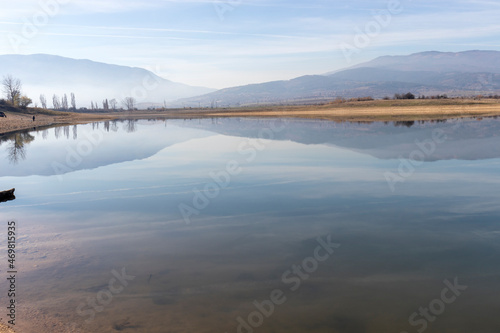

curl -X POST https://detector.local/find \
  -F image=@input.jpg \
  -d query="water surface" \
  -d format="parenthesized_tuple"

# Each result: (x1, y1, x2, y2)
(1, 118, 500, 333)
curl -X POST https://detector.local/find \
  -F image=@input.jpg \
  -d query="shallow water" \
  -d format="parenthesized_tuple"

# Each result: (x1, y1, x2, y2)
(1, 117, 500, 333)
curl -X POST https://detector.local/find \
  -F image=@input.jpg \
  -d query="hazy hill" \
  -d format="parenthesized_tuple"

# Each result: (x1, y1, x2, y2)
(176, 50, 500, 107)
(335, 50, 500, 74)
(0, 54, 215, 108)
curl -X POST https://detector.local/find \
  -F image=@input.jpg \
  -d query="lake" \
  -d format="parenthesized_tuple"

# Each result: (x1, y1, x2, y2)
(1, 117, 500, 333)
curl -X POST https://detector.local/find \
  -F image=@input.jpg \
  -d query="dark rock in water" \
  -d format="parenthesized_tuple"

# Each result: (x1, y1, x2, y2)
(113, 317, 139, 331)
(0, 188, 15, 203)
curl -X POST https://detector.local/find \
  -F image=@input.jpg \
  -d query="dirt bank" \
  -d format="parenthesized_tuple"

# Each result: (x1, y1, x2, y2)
(0, 111, 114, 135)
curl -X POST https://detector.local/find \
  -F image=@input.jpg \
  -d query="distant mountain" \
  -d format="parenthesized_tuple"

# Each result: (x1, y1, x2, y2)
(176, 50, 500, 107)
(331, 50, 500, 74)
(0, 54, 215, 108)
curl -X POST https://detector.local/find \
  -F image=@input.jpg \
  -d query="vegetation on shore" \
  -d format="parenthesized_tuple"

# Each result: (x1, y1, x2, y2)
(0, 100, 72, 116)
(2, 96, 500, 125)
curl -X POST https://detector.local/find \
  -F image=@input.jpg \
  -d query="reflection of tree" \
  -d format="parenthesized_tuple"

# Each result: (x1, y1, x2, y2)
(7, 132, 35, 164)
(394, 121, 415, 128)
(111, 120, 119, 132)
(54, 126, 62, 139)
(64, 126, 70, 139)
(104, 121, 110, 132)
(125, 119, 138, 133)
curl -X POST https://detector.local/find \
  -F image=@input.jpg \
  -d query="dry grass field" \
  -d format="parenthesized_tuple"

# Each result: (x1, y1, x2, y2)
(119, 99, 500, 122)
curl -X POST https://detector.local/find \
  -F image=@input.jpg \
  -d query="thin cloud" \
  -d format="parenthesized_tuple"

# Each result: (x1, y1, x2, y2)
(1, 0, 499, 89)
(37, 23, 302, 39)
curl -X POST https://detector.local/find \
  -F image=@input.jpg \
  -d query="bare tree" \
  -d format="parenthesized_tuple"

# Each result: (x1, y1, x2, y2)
(2, 75, 22, 105)
(71, 93, 76, 110)
(102, 99, 109, 110)
(122, 97, 136, 111)
(61, 94, 69, 110)
(109, 99, 117, 110)
(40, 94, 47, 109)
(52, 94, 61, 109)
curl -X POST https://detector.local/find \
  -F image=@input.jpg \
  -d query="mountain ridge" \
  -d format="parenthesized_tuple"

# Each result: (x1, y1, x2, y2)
(0, 54, 215, 108)
(1, 51, 500, 109)
(175, 50, 500, 107)
(336, 50, 500, 74)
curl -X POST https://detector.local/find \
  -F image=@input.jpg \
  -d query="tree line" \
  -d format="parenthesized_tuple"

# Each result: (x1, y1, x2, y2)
(40, 93, 77, 110)
(2, 75, 137, 111)
(42, 94, 136, 111)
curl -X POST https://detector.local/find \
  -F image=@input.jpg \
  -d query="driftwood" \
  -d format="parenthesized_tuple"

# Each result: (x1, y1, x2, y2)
(0, 188, 15, 203)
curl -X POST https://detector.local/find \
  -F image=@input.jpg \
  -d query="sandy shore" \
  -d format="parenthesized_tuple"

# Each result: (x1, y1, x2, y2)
(0, 322, 15, 333)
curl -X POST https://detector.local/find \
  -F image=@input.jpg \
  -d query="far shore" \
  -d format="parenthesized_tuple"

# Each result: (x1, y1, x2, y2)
(1, 99, 500, 135)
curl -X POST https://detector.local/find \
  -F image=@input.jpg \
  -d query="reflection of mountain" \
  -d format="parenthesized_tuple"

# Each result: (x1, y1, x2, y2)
(2, 117, 499, 178)
(179, 117, 500, 162)
(0, 120, 214, 177)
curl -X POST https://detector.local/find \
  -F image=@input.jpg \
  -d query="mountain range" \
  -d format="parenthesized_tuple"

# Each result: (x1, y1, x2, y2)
(0, 50, 499, 108)
(178, 50, 500, 107)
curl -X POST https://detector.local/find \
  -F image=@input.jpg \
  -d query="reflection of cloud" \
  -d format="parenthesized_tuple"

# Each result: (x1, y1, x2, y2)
(447, 199, 500, 214)
(7, 179, 308, 208)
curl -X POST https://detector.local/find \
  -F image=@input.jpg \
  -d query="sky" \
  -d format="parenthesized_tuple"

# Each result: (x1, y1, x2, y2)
(1, 0, 500, 89)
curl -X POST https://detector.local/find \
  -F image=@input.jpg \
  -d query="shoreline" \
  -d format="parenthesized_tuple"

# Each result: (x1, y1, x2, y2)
(1, 100, 500, 135)
(0, 111, 114, 136)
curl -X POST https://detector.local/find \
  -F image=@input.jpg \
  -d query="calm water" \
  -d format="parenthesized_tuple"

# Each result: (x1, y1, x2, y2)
(1, 117, 500, 333)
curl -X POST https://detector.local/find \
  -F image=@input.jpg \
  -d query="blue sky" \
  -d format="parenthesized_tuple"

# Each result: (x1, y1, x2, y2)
(1, 0, 500, 88)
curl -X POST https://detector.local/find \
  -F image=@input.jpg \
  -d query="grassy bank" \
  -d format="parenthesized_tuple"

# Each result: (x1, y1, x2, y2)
(111, 98, 500, 122)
